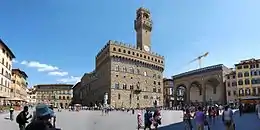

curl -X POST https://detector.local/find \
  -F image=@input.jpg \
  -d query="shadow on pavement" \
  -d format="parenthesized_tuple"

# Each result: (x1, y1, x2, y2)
(159, 111, 260, 130)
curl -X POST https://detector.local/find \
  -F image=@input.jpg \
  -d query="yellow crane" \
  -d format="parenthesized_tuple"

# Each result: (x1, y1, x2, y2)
(189, 52, 209, 69)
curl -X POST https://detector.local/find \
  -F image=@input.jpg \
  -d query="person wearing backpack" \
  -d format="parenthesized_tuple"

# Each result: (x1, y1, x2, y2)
(25, 104, 59, 130)
(9, 105, 14, 121)
(16, 106, 32, 130)
(222, 105, 234, 130)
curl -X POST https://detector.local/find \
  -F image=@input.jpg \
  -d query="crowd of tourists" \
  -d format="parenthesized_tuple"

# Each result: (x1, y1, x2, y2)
(2, 101, 260, 130)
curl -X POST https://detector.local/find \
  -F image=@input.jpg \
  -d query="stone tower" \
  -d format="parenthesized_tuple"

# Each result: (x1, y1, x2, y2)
(134, 7, 152, 52)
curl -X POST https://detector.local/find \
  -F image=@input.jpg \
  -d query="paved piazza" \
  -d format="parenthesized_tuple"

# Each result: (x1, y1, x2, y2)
(1, 109, 260, 130)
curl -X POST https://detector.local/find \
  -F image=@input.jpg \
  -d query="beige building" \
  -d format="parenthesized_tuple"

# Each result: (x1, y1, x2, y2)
(34, 84, 73, 108)
(10, 68, 28, 102)
(26, 88, 37, 104)
(235, 58, 260, 99)
(225, 70, 238, 104)
(75, 7, 164, 108)
(0, 39, 15, 105)
(163, 78, 174, 107)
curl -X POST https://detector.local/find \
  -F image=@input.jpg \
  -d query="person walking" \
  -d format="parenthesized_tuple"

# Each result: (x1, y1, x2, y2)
(9, 105, 14, 121)
(194, 106, 205, 130)
(255, 101, 260, 119)
(239, 103, 243, 117)
(137, 113, 142, 130)
(16, 106, 32, 130)
(144, 109, 152, 130)
(152, 109, 162, 130)
(49, 105, 56, 127)
(222, 105, 234, 130)
(183, 109, 193, 130)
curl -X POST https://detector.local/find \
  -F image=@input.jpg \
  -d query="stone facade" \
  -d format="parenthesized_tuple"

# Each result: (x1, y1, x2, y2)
(10, 68, 28, 101)
(235, 58, 260, 99)
(76, 7, 164, 108)
(172, 64, 231, 105)
(27, 88, 37, 104)
(34, 84, 73, 108)
(224, 70, 238, 103)
(163, 78, 174, 107)
(0, 39, 15, 105)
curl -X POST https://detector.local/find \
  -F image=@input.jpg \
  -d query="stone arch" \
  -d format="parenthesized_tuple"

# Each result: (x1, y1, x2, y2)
(175, 84, 187, 104)
(189, 81, 203, 103)
(204, 76, 221, 104)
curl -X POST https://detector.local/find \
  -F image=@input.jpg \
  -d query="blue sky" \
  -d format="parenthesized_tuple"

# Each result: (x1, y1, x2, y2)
(0, 0, 260, 86)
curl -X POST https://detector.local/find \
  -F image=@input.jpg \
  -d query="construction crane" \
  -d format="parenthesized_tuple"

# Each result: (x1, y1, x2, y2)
(189, 52, 209, 69)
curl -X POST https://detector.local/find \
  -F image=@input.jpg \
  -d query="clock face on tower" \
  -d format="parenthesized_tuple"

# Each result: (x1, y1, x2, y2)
(144, 45, 150, 52)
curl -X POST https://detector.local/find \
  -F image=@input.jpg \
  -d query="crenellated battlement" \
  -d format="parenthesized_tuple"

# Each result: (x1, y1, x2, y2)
(137, 7, 150, 14)
(95, 40, 164, 59)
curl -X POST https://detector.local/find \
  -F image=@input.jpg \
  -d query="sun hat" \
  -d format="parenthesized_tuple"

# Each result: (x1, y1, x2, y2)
(35, 104, 55, 117)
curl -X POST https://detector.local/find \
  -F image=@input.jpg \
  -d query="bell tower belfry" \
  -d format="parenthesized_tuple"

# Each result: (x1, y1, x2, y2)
(134, 7, 152, 52)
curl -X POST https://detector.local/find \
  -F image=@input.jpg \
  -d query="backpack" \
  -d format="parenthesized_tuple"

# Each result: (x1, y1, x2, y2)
(16, 112, 23, 124)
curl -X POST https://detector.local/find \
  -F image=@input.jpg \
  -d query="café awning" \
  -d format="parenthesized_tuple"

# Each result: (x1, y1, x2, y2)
(6, 97, 24, 101)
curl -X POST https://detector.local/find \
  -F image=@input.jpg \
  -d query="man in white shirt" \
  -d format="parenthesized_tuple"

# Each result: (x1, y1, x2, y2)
(222, 105, 234, 130)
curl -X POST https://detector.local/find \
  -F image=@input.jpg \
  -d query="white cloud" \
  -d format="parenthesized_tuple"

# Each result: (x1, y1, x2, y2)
(48, 71, 68, 76)
(21, 60, 59, 72)
(12, 59, 18, 63)
(57, 76, 81, 83)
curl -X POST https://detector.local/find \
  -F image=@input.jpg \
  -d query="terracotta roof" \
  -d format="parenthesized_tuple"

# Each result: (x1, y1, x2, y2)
(235, 58, 260, 66)
(163, 78, 173, 82)
(0, 39, 15, 58)
(35, 84, 73, 88)
(172, 64, 226, 79)
(12, 68, 28, 78)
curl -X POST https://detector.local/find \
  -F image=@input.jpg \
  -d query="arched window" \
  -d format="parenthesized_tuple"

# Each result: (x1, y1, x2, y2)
(129, 67, 134, 73)
(123, 67, 127, 72)
(239, 88, 244, 96)
(238, 72, 243, 78)
(115, 83, 119, 89)
(113, 48, 116, 51)
(63, 96, 65, 100)
(244, 72, 249, 77)
(136, 69, 140, 74)
(245, 88, 251, 95)
(118, 93, 121, 100)
(238, 80, 243, 85)
(213, 87, 217, 94)
(144, 71, 147, 76)
(245, 79, 250, 85)
(115, 65, 119, 71)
